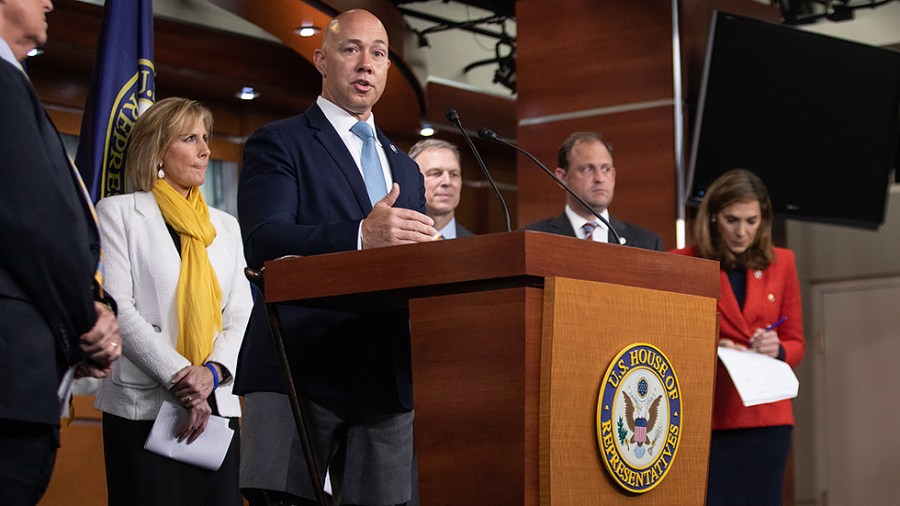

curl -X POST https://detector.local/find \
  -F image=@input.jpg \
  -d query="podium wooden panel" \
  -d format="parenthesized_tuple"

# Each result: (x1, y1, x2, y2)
(540, 278, 717, 504)
(264, 231, 719, 505)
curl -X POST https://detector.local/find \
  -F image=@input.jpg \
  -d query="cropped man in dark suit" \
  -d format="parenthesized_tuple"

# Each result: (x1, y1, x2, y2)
(409, 139, 474, 239)
(236, 9, 436, 506)
(523, 132, 664, 251)
(0, 0, 121, 503)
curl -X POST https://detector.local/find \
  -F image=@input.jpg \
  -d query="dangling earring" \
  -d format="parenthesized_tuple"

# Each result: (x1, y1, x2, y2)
(157, 164, 165, 179)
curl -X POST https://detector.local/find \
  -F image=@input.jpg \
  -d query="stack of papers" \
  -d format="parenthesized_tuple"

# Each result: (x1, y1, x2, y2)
(717, 347, 800, 407)
(144, 401, 234, 470)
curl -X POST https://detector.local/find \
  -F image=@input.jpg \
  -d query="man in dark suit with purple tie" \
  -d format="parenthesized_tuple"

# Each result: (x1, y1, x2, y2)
(523, 131, 663, 251)
(236, 9, 437, 506)
(0, 0, 122, 503)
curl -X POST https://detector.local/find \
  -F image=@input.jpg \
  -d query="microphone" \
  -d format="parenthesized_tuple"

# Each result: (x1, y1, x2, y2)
(445, 109, 511, 232)
(478, 128, 623, 245)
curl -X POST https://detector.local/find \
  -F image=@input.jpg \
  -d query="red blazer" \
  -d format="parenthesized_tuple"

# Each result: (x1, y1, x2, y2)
(671, 246, 804, 430)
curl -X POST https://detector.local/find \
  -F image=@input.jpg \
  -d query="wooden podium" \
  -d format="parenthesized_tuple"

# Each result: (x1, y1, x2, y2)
(264, 231, 720, 505)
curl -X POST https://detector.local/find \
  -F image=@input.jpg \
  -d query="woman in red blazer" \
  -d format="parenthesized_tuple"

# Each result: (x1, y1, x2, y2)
(672, 169, 804, 506)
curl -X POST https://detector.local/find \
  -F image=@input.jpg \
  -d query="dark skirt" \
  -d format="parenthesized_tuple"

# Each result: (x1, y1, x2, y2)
(102, 404, 241, 506)
(706, 425, 792, 506)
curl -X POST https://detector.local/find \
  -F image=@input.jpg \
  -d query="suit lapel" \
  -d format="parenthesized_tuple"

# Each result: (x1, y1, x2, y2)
(378, 126, 414, 208)
(743, 267, 769, 329)
(378, 128, 401, 183)
(19, 64, 97, 229)
(135, 192, 183, 268)
(610, 216, 627, 245)
(306, 104, 372, 214)
(22, 65, 103, 271)
(551, 212, 577, 237)
(718, 270, 751, 339)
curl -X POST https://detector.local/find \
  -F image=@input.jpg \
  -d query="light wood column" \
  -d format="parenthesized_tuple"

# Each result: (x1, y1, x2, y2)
(39, 396, 107, 505)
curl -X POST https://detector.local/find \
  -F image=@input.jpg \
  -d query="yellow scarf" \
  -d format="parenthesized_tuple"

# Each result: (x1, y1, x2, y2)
(151, 180, 222, 365)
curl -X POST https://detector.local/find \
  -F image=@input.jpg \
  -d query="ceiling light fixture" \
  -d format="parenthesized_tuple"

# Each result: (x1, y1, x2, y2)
(293, 25, 322, 38)
(236, 86, 260, 101)
(27, 48, 43, 57)
(418, 124, 435, 137)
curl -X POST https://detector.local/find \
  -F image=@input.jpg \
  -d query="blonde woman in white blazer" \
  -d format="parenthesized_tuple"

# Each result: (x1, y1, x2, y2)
(94, 98, 252, 506)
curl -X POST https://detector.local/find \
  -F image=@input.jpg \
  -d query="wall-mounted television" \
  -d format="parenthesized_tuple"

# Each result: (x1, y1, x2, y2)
(687, 11, 900, 229)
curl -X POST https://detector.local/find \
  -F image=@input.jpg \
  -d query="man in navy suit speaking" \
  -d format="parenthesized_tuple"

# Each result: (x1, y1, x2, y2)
(236, 9, 436, 506)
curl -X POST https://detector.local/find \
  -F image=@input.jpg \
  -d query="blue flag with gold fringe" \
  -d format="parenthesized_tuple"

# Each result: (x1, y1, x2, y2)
(75, 0, 155, 203)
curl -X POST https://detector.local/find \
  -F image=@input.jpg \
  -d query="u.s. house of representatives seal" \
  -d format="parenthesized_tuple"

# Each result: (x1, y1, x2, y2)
(596, 343, 683, 493)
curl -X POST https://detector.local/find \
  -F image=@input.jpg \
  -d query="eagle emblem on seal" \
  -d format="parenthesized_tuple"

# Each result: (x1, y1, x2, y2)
(623, 391, 662, 448)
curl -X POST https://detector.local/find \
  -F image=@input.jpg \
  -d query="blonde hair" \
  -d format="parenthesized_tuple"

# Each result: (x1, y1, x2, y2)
(125, 97, 213, 192)
(695, 168, 775, 270)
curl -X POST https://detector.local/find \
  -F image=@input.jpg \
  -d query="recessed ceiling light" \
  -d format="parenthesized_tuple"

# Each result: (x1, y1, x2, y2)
(293, 25, 322, 38)
(418, 124, 435, 137)
(27, 48, 43, 57)
(236, 86, 259, 101)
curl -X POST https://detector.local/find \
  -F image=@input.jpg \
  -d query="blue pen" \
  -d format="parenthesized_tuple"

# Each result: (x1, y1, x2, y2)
(750, 316, 787, 347)
(765, 316, 788, 332)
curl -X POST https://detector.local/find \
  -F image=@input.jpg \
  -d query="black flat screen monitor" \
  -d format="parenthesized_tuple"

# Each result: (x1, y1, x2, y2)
(688, 11, 900, 229)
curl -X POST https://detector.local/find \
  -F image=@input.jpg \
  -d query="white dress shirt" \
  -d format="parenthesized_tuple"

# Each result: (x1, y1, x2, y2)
(564, 204, 610, 243)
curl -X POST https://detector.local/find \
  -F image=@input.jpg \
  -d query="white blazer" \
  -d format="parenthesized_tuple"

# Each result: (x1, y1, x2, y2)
(94, 191, 252, 419)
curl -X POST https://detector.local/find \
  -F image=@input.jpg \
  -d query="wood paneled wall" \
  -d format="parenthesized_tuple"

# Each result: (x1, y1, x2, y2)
(31, 0, 322, 161)
(515, 0, 784, 250)
(516, 1, 678, 249)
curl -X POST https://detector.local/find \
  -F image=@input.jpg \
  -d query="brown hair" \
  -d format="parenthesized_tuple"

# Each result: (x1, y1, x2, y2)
(557, 132, 614, 171)
(694, 168, 775, 270)
(125, 97, 213, 192)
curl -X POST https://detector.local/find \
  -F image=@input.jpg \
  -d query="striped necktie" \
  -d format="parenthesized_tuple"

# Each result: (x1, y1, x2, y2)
(67, 154, 104, 292)
(350, 121, 388, 205)
(581, 222, 598, 241)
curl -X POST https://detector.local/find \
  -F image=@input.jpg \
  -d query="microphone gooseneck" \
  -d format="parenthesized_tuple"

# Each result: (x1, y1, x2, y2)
(478, 128, 623, 245)
(445, 109, 511, 232)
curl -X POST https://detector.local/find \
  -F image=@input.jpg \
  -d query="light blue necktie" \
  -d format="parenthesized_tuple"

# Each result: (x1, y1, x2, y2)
(350, 121, 388, 205)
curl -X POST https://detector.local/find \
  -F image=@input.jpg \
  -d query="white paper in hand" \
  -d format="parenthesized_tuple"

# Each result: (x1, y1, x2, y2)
(144, 400, 234, 471)
(717, 347, 800, 407)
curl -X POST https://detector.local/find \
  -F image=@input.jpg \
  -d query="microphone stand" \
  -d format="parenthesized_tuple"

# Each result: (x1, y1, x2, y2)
(478, 128, 623, 245)
(445, 109, 512, 232)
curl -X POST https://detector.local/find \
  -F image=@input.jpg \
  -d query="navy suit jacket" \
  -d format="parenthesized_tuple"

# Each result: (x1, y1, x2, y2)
(523, 211, 664, 251)
(236, 102, 426, 411)
(0, 60, 101, 424)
